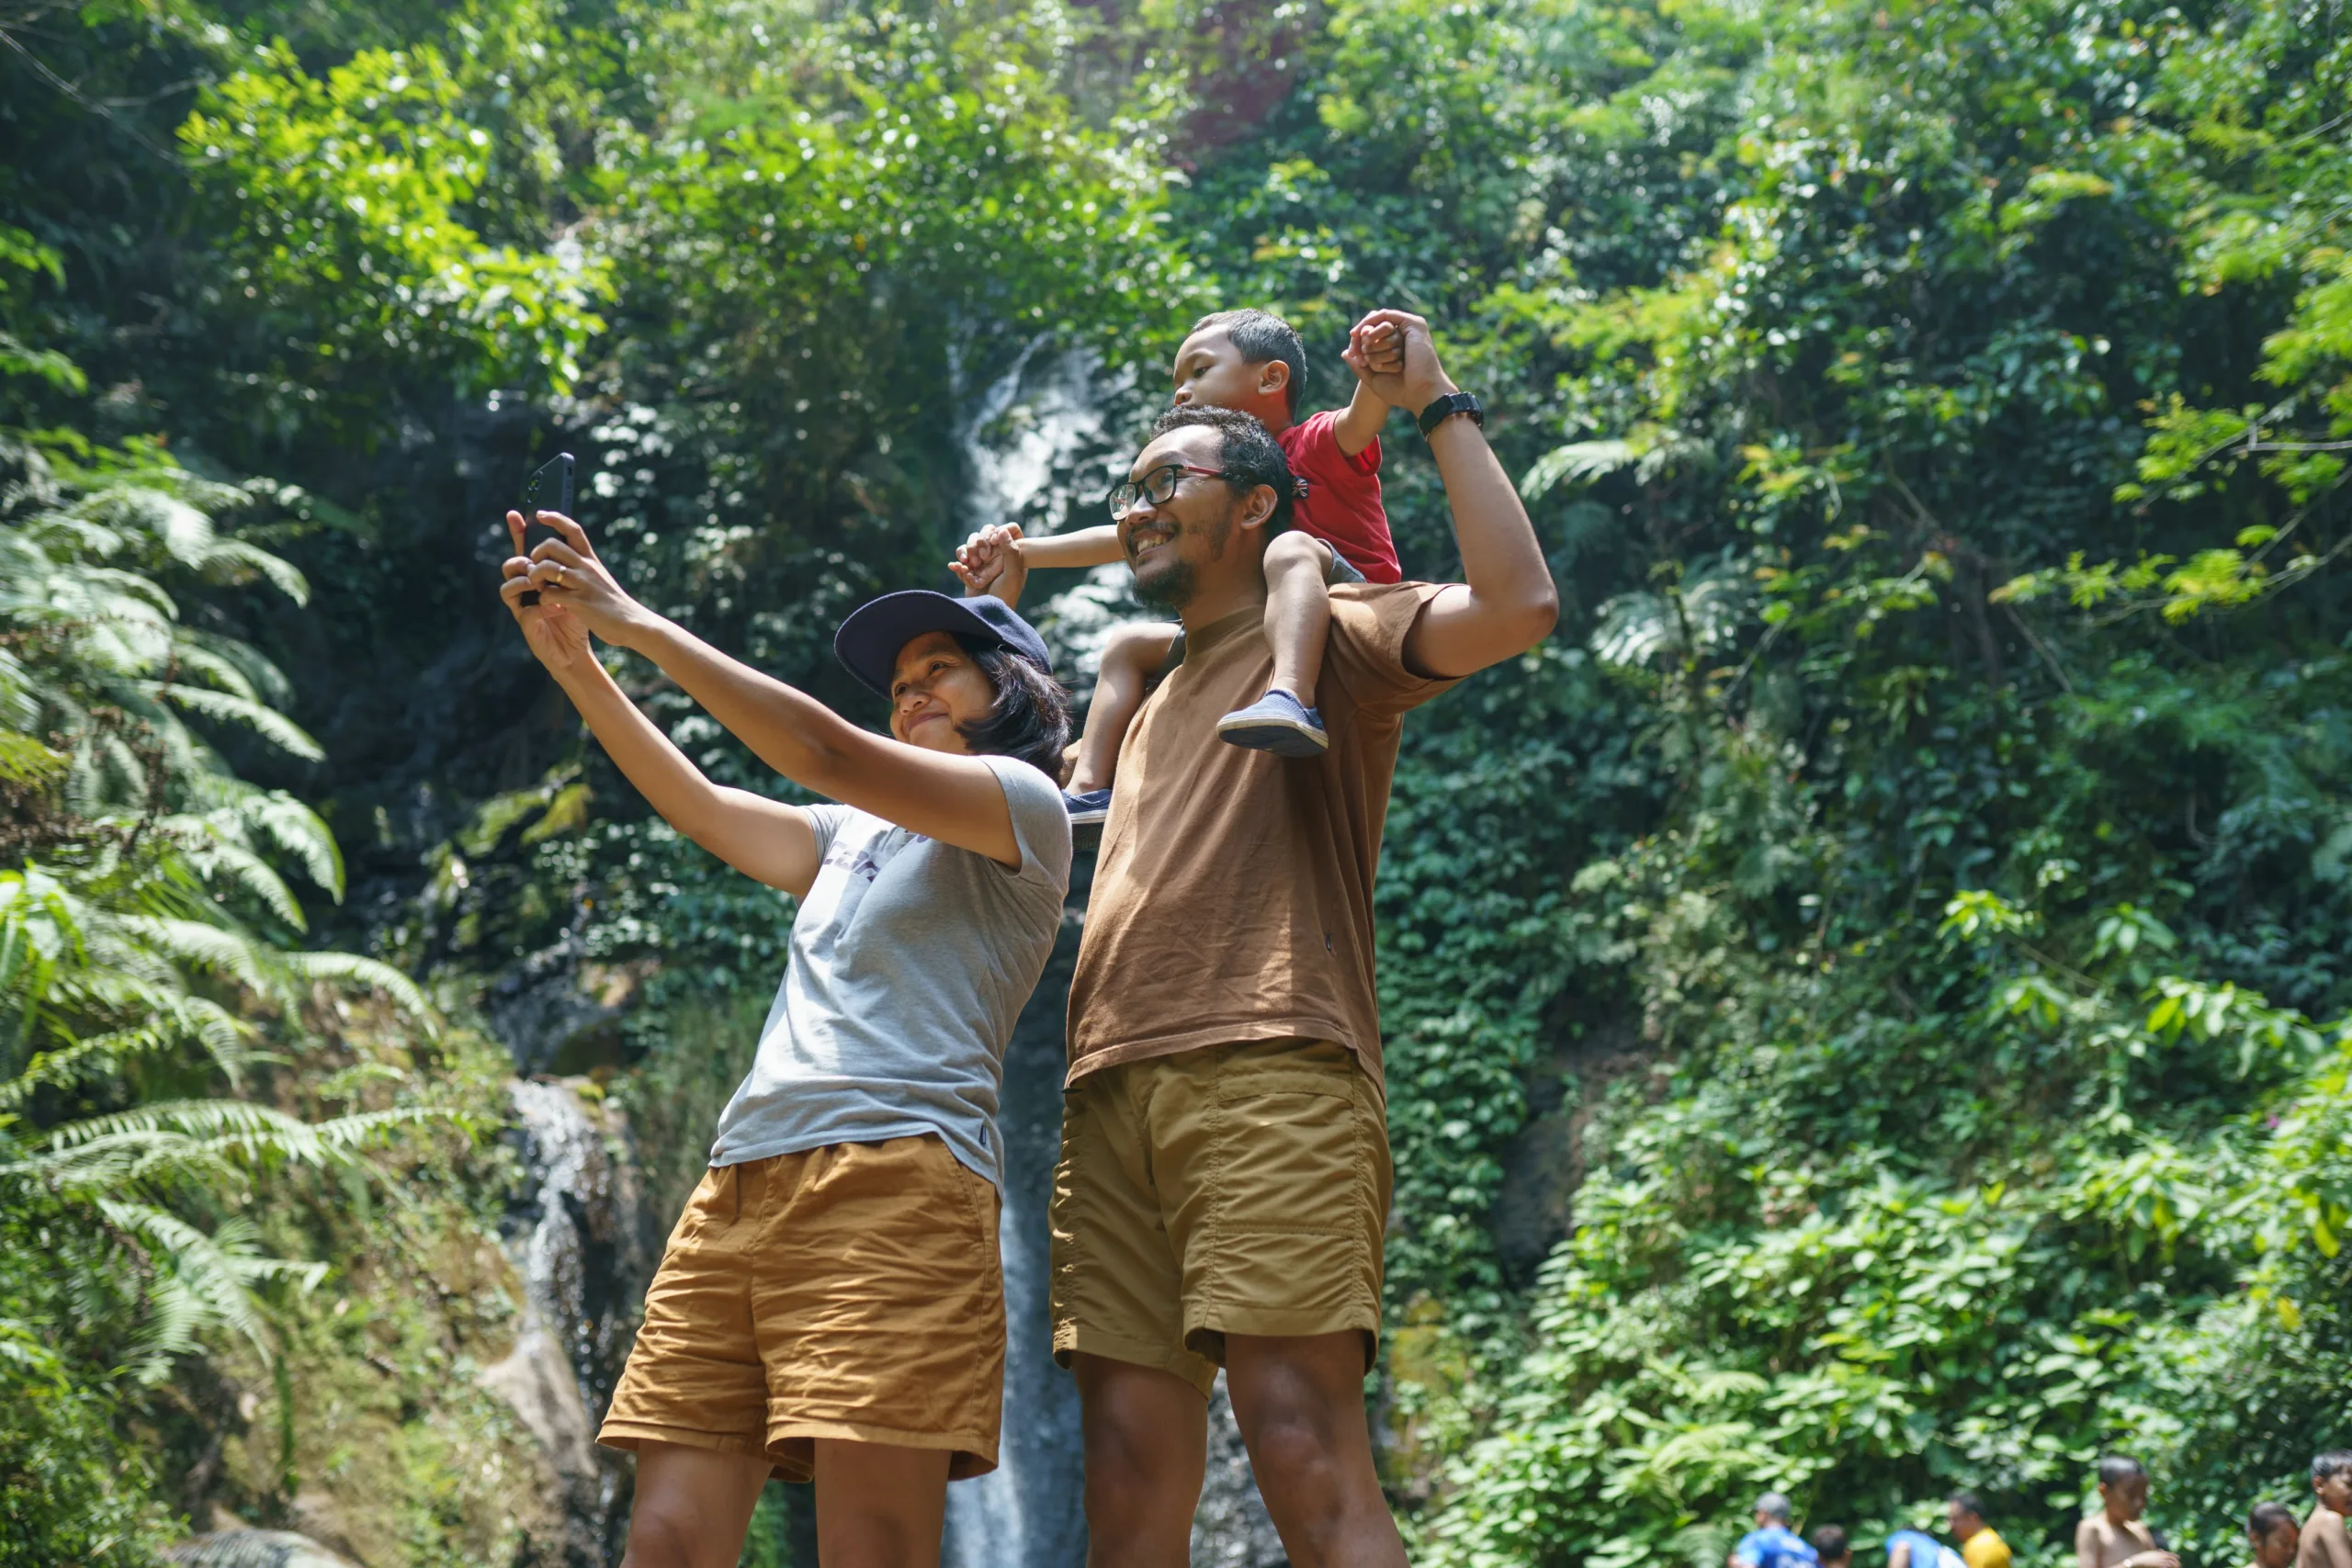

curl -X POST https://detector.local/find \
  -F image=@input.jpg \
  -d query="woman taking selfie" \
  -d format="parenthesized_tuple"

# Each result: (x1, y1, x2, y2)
(498, 508, 1073, 1568)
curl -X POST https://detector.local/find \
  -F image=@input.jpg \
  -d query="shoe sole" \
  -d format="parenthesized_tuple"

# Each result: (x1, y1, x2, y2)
(1216, 714, 1329, 758)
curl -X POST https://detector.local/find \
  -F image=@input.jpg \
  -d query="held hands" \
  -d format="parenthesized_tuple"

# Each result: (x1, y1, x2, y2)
(1344, 316, 1408, 400)
(1341, 309, 1457, 416)
(950, 523, 1029, 604)
(499, 511, 648, 669)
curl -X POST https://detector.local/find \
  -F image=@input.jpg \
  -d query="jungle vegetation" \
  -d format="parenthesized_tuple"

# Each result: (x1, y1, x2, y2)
(1, 0, 2348, 1561)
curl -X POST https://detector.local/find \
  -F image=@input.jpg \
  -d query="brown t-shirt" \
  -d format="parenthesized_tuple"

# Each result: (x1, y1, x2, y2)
(1066, 581, 1458, 1086)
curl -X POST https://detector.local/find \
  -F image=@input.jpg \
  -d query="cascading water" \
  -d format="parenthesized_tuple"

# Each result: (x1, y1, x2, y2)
(941, 339, 1107, 1568)
(497, 1077, 654, 1563)
(940, 344, 1289, 1568)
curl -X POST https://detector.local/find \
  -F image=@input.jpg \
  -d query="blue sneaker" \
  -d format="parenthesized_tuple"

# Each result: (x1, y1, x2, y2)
(1064, 788, 1112, 826)
(1216, 689, 1329, 757)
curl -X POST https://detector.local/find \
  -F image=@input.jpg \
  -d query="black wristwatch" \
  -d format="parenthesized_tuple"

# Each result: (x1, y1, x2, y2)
(1417, 390, 1486, 437)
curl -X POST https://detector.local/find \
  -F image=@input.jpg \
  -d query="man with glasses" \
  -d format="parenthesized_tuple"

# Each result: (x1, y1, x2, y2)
(1047, 310, 1556, 1568)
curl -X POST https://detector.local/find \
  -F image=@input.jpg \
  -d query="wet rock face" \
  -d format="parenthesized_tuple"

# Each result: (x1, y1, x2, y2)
(163, 1531, 361, 1568)
(495, 1077, 656, 1563)
(484, 936, 634, 1077)
(478, 1325, 598, 1480)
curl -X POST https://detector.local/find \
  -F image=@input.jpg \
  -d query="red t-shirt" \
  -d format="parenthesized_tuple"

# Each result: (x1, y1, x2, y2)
(1276, 409, 1400, 584)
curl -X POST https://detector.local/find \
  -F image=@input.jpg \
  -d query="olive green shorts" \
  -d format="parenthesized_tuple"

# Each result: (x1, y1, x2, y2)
(1048, 1039, 1390, 1397)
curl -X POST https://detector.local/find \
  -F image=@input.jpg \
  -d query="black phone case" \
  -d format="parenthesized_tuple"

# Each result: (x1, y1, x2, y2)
(516, 453, 575, 606)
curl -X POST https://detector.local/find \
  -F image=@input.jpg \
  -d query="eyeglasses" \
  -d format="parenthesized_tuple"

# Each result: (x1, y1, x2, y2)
(1103, 462, 1228, 518)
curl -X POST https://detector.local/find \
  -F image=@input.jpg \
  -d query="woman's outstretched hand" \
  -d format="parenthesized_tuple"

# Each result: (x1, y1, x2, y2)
(500, 511, 650, 659)
(500, 511, 595, 671)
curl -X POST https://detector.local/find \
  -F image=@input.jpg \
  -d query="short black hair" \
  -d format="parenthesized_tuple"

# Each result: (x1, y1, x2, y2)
(2098, 1455, 2148, 1487)
(1812, 1527, 1849, 1563)
(2314, 1451, 2352, 1484)
(2250, 1503, 2301, 1538)
(1950, 1494, 1986, 1522)
(1150, 404, 1296, 536)
(1192, 308, 1307, 418)
(952, 636, 1071, 782)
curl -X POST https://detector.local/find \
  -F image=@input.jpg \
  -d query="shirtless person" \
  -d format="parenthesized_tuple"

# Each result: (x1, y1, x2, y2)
(2299, 1451, 2352, 1568)
(2251, 1503, 2302, 1568)
(2075, 1456, 2179, 1568)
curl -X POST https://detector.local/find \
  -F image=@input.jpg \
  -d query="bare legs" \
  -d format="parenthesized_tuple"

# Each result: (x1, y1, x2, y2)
(618, 1438, 952, 1568)
(1260, 532, 1335, 710)
(1226, 1331, 1406, 1568)
(1068, 624, 1180, 795)
(1074, 1331, 1403, 1568)
(815, 1439, 952, 1568)
(1074, 1354, 1208, 1568)
(619, 1444, 770, 1568)
(1071, 535, 1336, 795)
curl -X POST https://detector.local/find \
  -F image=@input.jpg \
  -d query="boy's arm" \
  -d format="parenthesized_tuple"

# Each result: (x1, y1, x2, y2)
(1021, 524, 1125, 569)
(952, 523, 1125, 605)
(1330, 320, 1405, 457)
(1331, 379, 1390, 458)
(1346, 310, 1558, 679)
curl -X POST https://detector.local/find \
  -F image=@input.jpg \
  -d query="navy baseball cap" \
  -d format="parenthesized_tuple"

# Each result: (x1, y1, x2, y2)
(833, 590, 1055, 697)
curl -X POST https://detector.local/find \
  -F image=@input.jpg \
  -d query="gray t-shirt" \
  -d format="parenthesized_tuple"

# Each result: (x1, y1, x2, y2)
(708, 754, 1072, 1188)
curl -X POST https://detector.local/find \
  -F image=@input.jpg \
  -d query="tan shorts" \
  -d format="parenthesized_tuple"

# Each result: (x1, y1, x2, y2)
(598, 1134, 1003, 1481)
(1049, 1039, 1390, 1398)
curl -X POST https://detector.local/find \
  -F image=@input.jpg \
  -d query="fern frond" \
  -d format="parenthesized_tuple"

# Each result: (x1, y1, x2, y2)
(284, 951, 436, 1038)
(198, 538, 311, 605)
(165, 643, 262, 705)
(142, 682, 325, 761)
(231, 792, 343, 899)
(111, 915, 275, 995)
(164, 829, 307, 931)
(95, 1201, 295, 1376)
(1521, 438, 1639, 502)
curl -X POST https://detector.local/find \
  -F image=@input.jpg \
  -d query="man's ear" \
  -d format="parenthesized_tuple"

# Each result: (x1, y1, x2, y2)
(1236, 482, 1279, 534)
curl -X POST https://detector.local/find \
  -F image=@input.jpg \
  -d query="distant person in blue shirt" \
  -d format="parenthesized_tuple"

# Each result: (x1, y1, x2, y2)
(1890, 1526, 1967, 1568)
(1734, 1495, 1824, 1568)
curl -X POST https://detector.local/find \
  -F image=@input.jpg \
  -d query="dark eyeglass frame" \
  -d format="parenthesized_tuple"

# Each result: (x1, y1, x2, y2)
(1103, 462, 1229, 519)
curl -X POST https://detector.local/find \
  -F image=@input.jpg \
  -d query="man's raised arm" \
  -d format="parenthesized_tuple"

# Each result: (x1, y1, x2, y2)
(1343, 309, 1557, 679)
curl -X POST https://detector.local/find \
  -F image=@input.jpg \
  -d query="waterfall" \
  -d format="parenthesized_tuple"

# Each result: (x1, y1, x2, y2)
(938, 341, 1289, 1568)
(493, 1077, 655, 1563)
(940, 341, 1107, 1568)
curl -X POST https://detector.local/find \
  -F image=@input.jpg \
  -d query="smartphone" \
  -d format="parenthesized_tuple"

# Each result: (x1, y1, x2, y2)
(515, 452, 575, 606)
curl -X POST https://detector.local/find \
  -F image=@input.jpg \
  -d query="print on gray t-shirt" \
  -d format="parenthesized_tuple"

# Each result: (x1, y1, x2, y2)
(707, 753, 1073, 1189)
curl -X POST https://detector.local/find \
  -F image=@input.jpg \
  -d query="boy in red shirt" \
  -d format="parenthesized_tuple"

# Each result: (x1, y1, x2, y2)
(952, 309, 1403, 821)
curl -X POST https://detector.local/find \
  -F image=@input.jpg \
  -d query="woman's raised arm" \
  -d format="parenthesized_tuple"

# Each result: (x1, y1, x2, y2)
(511, 513, 1022, 869)
(497, 542, 820, 895)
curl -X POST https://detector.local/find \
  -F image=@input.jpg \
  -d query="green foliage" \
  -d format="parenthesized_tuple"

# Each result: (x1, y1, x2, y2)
(185, 36, 612, 430)
(1146, 0, 2352, 1558)
(8, 0, 2352, 1554)
(0, 427, 456, 1547)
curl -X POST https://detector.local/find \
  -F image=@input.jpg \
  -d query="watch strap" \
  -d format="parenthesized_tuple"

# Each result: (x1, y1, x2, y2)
(1418, 391, 1486, 436)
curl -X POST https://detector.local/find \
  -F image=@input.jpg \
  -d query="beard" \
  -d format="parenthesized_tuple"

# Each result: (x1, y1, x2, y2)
(1127, 512, 1231, 613)
(1132, 554, 1197, 612)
